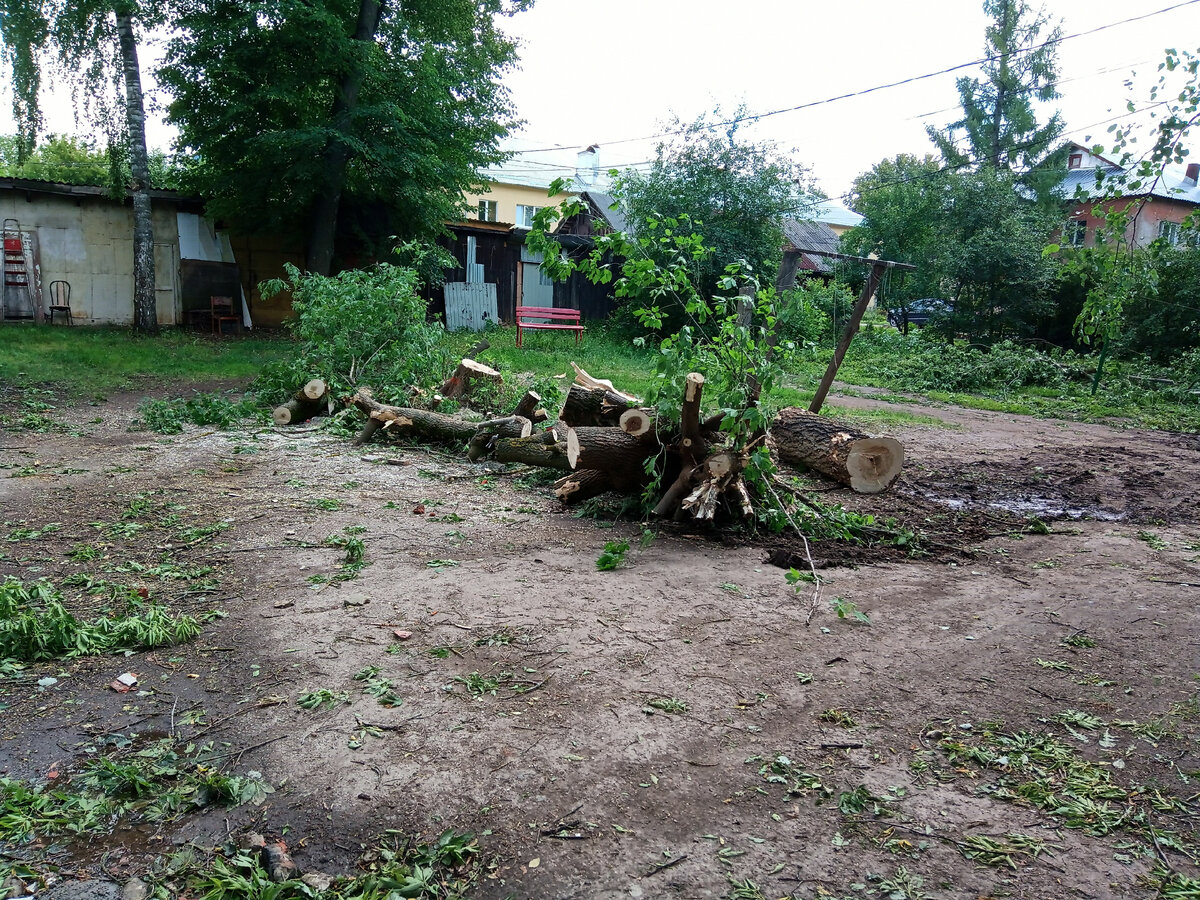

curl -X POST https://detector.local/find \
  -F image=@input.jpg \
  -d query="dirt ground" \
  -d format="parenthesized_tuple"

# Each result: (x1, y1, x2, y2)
(2, 384, 1199, 899)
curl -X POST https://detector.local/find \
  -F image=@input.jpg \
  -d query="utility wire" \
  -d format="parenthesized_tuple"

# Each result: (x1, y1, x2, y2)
(509, 0, 1200, 155)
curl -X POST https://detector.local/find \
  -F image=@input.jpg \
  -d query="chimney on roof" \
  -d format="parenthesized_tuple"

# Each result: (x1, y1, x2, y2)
(1186, 162, 1200, 186)
(576, 144, 600, 187)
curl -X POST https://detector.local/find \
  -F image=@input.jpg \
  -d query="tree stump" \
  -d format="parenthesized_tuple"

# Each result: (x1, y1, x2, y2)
(440, 358, 501, 400)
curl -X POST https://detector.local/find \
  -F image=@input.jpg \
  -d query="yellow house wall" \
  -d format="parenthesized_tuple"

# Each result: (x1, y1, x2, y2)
(461, 182, 573, 225)
(0, 190, 181, 325)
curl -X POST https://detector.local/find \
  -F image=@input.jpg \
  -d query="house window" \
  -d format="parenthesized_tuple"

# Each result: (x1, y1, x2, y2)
(516, 204, 544, 229)
(1068, 153, 1083, 170)
(1158, 220, 1182, 246)
(477, 200, 498, 223)
(1063, 220, 1087, 247)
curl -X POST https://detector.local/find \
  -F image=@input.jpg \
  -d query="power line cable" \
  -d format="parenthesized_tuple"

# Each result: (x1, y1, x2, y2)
(508, 0, 1199, 155)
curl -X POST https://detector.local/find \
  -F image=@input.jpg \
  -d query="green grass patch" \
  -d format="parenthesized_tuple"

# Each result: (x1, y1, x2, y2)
(0, 325, 292, 394)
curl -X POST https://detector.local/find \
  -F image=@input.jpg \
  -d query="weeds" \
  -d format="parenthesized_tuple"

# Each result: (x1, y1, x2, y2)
(0, 738, 271, 843)
(0, 578, 200, 661)
(831, 596, 871, 625)
(296, 689, 350, 710)
(596, 540, 630, 571)
(645, 697, 688, 714)
(819, 708, 858, 728)
(957, 833, 1050, 869)
(4, 523, 60, 542)
(136, 393, 261, 434)
(753, 755, 832, 800)
(454, 672, 508, 696)
(354, 666, 401, 707)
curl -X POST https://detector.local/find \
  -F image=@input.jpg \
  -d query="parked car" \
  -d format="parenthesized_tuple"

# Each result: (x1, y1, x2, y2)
(887, 298, 949, 330)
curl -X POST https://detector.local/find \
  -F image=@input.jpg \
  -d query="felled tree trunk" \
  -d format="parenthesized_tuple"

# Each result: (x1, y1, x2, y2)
(566, 426, 656, 476)
(466, 416, 533, 461)
(492, 431, 571, 470)
(273, 379, 329, 426)
(350, 391, 479, 444)
(553, 469, 641, 505)
(770, 407, 904, 494)
(440, 359, 501, 400)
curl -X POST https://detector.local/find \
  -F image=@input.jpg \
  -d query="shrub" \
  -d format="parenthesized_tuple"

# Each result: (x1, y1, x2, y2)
(257, 260, 451, 402)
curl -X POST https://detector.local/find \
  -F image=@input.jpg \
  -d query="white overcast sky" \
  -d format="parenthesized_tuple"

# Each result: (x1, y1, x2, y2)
(4, 0, 1196, 199)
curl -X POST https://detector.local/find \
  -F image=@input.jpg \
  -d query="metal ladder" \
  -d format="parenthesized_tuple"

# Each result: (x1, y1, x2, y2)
(2, 218, 33, 318)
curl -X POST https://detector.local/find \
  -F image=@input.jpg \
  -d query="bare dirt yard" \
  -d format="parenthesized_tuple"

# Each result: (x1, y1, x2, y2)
(2, 384, 1199, 899)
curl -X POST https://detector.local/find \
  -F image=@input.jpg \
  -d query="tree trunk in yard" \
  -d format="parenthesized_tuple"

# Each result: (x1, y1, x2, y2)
(273, 379, 329, 425)
(305, 0, 385, 275)
(770, 407, 904, 494)
(115, 12, 157, 334)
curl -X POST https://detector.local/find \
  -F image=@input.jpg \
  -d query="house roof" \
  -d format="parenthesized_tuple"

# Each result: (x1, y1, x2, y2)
(1053, 141, 1200, 205)
(781, 219, 842, 275)
(810, 198, 864, 228)
(0, 176, 195, 204)
(581, 191, 628, 233)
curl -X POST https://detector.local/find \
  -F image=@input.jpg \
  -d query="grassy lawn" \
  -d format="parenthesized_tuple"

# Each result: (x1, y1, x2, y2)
(4, 320, 1197, 432)
(0, 323, 293, 394)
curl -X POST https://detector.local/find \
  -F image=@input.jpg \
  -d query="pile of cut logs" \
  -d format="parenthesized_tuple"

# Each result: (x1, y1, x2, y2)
(275, 355, 905, 521)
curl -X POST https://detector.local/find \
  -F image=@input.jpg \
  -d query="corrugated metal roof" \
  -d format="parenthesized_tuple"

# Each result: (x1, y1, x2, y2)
(1055, 163, 1200, 204)
(581, 191, 628, 234)
(781, 219, 841, 275)
(810, 198, 864, 228)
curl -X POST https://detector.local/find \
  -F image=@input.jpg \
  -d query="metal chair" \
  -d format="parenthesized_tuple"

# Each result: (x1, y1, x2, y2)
(48, 280, 72, 325)
(211, 295, 239, 336)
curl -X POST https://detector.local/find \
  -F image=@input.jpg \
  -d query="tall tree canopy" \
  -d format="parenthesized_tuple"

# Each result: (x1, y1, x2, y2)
(0, 0, 164, 331)
(160, 0, 528, 274)
(842, 153, 946, 326)
(620, 110, 814, 304)
(928, 0, 1064, 186)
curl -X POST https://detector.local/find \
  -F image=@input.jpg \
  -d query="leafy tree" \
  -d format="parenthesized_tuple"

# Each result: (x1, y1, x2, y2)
(0, 0, 164, 332)
(160, 0, 527, 275)
(933, 167, 1057, 340)
(618, 109, 814, 324)
(928, 0, 1065, 194)
(0, 132, 189, 189)
(0, 133, 111, 184)
(842, 153, 947, 329)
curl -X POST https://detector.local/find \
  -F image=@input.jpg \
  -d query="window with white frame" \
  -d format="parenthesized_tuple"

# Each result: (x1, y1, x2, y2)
(477, 200, 498, 223)
(1158, 220, 1182, 246)
(515, 204, 544, 229)
(1063, 219, 1087, 248)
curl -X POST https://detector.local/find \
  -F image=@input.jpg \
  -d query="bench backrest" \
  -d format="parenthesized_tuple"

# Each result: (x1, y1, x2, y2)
(517, 306, 580, 322)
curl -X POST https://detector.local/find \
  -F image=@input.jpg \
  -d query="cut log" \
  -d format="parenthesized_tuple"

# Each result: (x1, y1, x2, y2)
(466, 416, 533, 461)
(553, 469, 639, 505)
(492, 434, 572, 470)
(618, 408, 657, 438)
(654, 372, 708, 518)
(770, 407, 904, 494)
(273, 379, 330, 426)
(566, 426, 656, 475)
(511, 390, 548, 425)
(440, 358, 502, 400)
(559, 385, 639, 427)
(570, 363, 640, 404)
(350, 391, 478, 444)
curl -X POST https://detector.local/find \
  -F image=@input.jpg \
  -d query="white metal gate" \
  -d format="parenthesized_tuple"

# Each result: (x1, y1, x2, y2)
(444, 282, 498, 331)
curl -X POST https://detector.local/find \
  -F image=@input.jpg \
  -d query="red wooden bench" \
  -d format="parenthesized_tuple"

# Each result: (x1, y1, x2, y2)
(515, 306, 584, 347)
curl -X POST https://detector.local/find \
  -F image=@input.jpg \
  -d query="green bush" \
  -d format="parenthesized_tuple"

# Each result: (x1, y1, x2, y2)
(257, 261, 452, 403)
(776, 284, 831, 345)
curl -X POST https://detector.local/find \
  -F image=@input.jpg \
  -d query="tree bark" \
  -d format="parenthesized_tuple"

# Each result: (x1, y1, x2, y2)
(559, 385, 635, 427)
(491, 433, 571, 470)
(511, 390, 548, 424)
(554, 469, 638, 505)
(566, 426, 656, 476)
(770, 407, 904, 494)
(115, 13, 157, 334)
(466, 416, 532, 460)
(305, 0, 385, 275)
(350, 391, 478, 444)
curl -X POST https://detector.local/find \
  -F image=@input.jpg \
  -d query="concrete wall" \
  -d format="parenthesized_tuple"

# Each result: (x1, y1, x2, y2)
(0, 190, 183, 325)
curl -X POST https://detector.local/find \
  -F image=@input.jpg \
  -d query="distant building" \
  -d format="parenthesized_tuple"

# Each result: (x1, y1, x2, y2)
(1055, 141, 1199, 249)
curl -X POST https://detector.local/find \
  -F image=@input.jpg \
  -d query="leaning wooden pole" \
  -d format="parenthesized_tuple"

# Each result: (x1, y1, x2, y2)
(808, 261, 886, 415)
